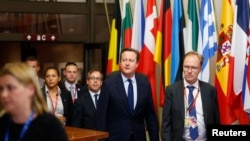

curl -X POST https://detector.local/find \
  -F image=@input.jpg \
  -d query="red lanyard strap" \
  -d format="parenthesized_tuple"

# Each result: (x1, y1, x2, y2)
(184, 87, 199, 112)
(49, 93, 58, 115)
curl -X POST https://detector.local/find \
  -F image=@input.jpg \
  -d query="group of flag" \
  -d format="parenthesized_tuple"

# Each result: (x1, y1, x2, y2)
(106, 0, 250, 125)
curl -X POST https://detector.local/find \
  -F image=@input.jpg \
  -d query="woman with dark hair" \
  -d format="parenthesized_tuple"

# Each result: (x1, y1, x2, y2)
(42, 66, 73, 126)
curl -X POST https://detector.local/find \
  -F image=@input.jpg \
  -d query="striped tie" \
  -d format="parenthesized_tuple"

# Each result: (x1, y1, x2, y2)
(187, 85, 198, 140)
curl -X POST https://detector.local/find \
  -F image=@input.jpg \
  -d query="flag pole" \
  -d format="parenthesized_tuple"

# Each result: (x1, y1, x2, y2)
(103, 0, 111, 34)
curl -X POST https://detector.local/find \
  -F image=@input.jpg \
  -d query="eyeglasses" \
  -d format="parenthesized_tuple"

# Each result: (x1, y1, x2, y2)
(88, 77, 102, 81)
(183, 66, 199, 71)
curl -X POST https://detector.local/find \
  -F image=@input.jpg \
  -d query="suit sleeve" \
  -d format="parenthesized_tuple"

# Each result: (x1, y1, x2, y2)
(144, 78, 160, 141)
(96, 81, 109, 132)
(64, 91, 74, 126)
(212, 87, 220, 124)
(161, 87, 172, 141)
(72, 97, 83, 127)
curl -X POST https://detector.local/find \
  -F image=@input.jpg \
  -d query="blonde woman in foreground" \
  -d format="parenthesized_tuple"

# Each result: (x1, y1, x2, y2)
(0, 62, 67, 141)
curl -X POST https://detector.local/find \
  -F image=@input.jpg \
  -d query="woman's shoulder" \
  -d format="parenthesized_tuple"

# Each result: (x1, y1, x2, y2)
(0, 113, 9, 128)
(29, 113, 68, 141)
(34, 113, 62, 125)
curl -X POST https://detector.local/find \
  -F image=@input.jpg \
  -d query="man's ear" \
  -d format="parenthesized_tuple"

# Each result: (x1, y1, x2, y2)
(63, 69, 66, 76)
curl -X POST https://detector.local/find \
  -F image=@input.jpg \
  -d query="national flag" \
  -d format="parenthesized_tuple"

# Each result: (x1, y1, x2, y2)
(215, 0, 236, 124)
(106, 0, 121, 74)
(186, 0, 199, 52)
(229, 0, 250, 124)
(154, 0, 172, 107)
(137, 0, 158, 109)
(120, 0, 133, 49)
(171, 0, 185, 84)
(242, 31, 250, 114)
(198, 0, 218, 83)
(131, 0, 145, 51)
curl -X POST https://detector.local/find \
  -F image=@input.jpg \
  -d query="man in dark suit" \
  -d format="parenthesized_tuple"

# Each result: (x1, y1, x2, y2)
(59, 62, 86, 104)
(25, 56, 44, 88)
(72, 69, 103, 129)
(161, 51, 220, 141)
(97, 48, 159, 141)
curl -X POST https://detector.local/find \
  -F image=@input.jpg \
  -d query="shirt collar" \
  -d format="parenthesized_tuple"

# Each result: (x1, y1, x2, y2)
(45, 85, 61, 96)
(183, 79, 199, 89)
(64, 81, 76, 90)
(121, 73, 136, 83)
(89, 90, 101, 96)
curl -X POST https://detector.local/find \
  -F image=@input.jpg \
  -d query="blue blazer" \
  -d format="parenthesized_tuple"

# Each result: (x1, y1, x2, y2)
(97, 71, 159, 141)
(161, 80, 220, 141)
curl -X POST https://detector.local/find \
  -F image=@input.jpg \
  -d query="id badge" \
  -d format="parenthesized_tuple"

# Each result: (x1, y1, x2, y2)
(184, 116, 190, 127)
(189, 116, 198, 128)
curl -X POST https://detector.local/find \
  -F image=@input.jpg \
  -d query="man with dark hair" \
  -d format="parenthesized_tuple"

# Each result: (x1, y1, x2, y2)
(59, 62, 86, 104)
(72, 69, 103, 129)
(25, 56, 44, 88)
(97, 48, 159, 141)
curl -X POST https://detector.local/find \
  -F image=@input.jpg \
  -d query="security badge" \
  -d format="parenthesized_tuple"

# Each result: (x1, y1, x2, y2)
(185, 115, 198, 128)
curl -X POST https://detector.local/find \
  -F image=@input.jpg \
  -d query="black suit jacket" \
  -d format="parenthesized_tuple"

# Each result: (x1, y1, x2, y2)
(161, 80, 220, 141)
(97, 71, 159, 141)
(58, 81, 86, 104)
(41, 87, 74, 126)
(72, 89, 99, 130)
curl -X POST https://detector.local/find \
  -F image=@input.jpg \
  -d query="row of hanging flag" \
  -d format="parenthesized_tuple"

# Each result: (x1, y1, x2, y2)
(106, 0, 250, 124)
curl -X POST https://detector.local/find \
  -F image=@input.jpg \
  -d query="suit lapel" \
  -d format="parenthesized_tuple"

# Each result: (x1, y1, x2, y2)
(199, 81, 208, 125)
(84, 91, 96, 110)
(177, 82, 185, 120)
(134, 75, 143, 114)
(115, 75, 132, 114)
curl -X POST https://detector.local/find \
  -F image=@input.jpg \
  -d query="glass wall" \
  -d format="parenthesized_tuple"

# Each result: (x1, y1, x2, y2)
(0, 13, 88, 35)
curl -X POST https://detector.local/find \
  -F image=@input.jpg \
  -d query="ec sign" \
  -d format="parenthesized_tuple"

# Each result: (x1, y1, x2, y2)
(24, 34, 58, 41)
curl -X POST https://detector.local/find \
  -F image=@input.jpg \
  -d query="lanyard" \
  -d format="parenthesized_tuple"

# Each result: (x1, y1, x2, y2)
(184, 87, 199, 112)
(49, 93, 59, 115)
(5, 111, 35, 141)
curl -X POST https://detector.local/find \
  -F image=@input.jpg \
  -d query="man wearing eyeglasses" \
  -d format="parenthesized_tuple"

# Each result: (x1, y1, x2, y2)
(72, 69, 103, 129)
(161, 51, 220, 141)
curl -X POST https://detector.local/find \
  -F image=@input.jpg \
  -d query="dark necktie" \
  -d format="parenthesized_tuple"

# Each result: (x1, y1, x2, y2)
(94, 94, 98, 109)
(127, 79, 134, 112)
(187, 85, 198, 140)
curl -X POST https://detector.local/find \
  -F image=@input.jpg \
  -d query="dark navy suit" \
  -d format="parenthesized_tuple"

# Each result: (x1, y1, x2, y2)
(161, 80, 220, 141)
(97, 71, 159, 141)
(58, 81, 86, 104)
(72, 89, 99, 130)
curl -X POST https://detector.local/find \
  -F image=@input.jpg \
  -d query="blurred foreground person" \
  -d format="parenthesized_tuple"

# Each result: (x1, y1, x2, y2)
(0, 62, 67, 141)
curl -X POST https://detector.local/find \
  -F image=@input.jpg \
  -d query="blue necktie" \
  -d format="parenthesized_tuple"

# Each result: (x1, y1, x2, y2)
(187, 85, 198, 140)
(69, 86, 75, 103)
(94, 94, 98, 109)
(127, 79, 134, 112)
